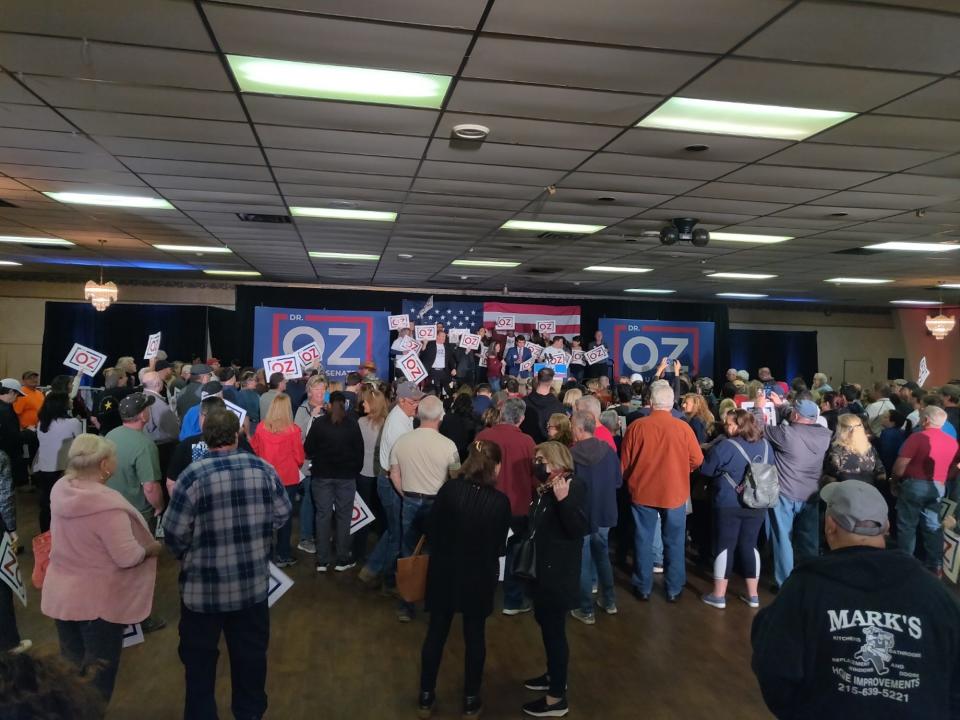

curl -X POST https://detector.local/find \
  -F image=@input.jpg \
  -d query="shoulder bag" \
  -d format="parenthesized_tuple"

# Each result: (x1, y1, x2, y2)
(397, 534, 429, 603)
(723, 439, 780, 509)
(512, 495, 544, 581)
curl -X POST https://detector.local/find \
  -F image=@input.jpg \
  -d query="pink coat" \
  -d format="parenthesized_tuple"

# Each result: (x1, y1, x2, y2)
(41, 477, 157, 625)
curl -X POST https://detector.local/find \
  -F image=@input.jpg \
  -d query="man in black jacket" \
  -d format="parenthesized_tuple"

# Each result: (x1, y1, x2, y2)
(419, 331, 457, 396)
(752, 480, 960, 720)
(0, 379, 26, 486)
(521, 368, 563, 444)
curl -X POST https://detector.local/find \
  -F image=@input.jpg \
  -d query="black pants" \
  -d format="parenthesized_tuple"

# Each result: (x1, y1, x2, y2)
(33, 470, 62, 533)
(713, 506, 765, 580)
(533, 605, 568, 698)
(56, 618, 125, 701)
(428, 369, 450, 396)
(613, 484, 635, 568)
(420, 611, 487, 697)
(0, 518, 20, 652)
(178, 600, 269, 720)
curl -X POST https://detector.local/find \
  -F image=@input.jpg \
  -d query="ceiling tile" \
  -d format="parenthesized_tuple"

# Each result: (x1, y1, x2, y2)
(722, 165, 884, 189)
(809, 191, 943, 210)
(245, 96, 438, 136)
(606, 128, 789, 162)
(660, 196, 788, 216)
(266, 149, 419, 175)
(275, 168, 410, 190)
(875, 78, 960, 120)
(736, 2, 960, 73)
(257, 125, 428, 158)
(62, 110, 256, 145)
(579, 153, 742, 180)
(813, 115, 960, 152)
(119, 157, 272, 181)
(0, 72, 41, 105)
(218, 0, 488, 28)
(852, 174, 960, 197)
(436, 113, 620, 150)
(426, 142, 590, 170)
(688, 182, 832, 204)
(563, 171, 702, 195)
(904, 155, 960, 179)
(0, 104, 73, 132)
(95, 137, 265, 164)
(758, 142, 948, 172)
(418, 161, 562, 187)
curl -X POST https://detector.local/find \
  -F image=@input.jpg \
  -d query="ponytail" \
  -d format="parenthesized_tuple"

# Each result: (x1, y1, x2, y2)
(458, 439, 502, 487)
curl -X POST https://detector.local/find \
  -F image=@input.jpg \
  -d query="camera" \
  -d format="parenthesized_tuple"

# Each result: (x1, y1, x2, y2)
(659, 217, 709, 247)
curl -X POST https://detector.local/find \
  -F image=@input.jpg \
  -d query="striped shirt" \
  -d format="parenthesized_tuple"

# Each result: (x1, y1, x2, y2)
(163, 448, 291, 613)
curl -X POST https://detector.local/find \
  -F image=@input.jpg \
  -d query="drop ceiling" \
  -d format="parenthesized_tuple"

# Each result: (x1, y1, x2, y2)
(0, 0, 958, 306)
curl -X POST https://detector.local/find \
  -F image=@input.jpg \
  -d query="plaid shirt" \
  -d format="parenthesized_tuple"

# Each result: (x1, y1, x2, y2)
(163, 448, 291, 613)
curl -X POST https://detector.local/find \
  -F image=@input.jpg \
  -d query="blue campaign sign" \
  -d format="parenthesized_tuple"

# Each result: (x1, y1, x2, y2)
(253, 307, 391, 381)
(598, 319, 715, 379)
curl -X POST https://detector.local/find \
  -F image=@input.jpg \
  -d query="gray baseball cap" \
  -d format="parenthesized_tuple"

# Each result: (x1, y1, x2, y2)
(820, 480, 888, 536)
(396, 381, 425, 400)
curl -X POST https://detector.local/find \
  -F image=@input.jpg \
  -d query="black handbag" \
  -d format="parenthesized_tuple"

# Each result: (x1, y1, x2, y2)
(512, 495, 544, 581)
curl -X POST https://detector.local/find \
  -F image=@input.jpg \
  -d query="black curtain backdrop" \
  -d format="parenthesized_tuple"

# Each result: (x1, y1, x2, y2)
(728, 329, 818, 385)
(232, 286, 732, 379)
(41, 301, 210, 384)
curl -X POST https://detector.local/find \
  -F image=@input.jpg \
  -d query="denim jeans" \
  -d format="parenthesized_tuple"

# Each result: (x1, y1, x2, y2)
(488, 377, 501, 392)
(580, 527, 615, 613)
(897, 479, 946, 570)
(313, 477, 357, 565)
(56, 618, 125, 701)
(632, 504, 686, 597)
(768, 494, 820, 586)
(399, 495, 434, 613)
(275, 485, 297, 561)
(299, 477, 315, 541)
(364, 475, 401, 585)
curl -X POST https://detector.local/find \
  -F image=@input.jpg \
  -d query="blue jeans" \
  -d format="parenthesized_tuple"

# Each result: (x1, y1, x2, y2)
(632, 504, 686, 597)
(580, 528, 615, 613)
(276, 485, 298, 561)
(364, 475, 401, 585)
(768, 494, 820, 586)
(652, 515, 664, 565)
(489, 377, 501, 392)
(299, 477, 315, 540)
(400, 496, 434, 613)
(897, 480, 945, 570)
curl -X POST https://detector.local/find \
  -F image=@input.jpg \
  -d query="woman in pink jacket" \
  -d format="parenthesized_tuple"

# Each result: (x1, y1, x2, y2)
(41, 433, 161, 702)
(251, 393, 305, 567)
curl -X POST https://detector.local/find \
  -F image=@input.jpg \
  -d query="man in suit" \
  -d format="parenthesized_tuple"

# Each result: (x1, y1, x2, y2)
(419, 330, 457, 396)
(503, 335, 533, 380)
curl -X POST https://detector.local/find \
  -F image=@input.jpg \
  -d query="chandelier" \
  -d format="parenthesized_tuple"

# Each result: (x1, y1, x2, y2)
(85, 239, 118, 312)
(925, 313, 956, 340)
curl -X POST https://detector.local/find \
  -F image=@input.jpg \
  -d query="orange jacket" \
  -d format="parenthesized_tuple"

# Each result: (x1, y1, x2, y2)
(620, 410, 703, 508)
(14, 387, 44, 429)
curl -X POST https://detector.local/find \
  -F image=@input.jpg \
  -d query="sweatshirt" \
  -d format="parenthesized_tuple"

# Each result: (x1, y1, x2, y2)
(765, 422, 832, 502)
(571, 437, 622, 533)
(752, 546, 960, 720)
(521, 390, 564, 444)
(304, 414, 364, 479)
(250, 423, 305, 487)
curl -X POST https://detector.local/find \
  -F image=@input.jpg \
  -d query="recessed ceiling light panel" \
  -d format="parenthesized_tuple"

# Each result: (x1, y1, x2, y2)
(228, 55, 451, 109)
(0, 235, 74, 246)
(825, 277, 892, 284)
(890, 299, 939, 305)
(154, 244, 232, 254)
(707, 272, 777, 279)
(865, 241, 960, 252)
(584, 265, 653, 273)
(290, 207, 396, 222)
(0, 261, 22, 266)
(638, 97, 855, 140)
(717, 292, 768, 299)
(625, 288, 676, 294)
(452, 259, 519, 268)
(501, 220, 606, 234)
(203, 269, 261, 276)
(44, 192, 173, 209)
(310, 252, 380, 261)
(710, 232, 792, 244)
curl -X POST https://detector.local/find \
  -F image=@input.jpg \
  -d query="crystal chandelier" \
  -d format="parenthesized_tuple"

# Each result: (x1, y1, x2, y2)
(84, 239, 118, 311)
(925, 313, 956, 340)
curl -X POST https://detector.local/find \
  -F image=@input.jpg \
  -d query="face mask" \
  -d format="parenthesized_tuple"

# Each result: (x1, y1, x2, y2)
(532, 461, 550, 483)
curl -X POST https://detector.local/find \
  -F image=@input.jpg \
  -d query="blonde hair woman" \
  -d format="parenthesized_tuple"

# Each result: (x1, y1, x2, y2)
(42, 434, 161, 702)
(546, 413, 573, 447)
(562, 388, 582, 414)
(823, 413, 886, 485)
(681, 393, 714, 444)
(250, 394, 304, 566)
(355, 388, 389, 564)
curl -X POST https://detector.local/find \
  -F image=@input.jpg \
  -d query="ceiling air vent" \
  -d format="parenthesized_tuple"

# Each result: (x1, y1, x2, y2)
(832, 248, 882, 256)
(0, 199, 19, 208)
(236, 212, 291, 224)
(523, 267, 563, 275)
(537, 231, 585, 241)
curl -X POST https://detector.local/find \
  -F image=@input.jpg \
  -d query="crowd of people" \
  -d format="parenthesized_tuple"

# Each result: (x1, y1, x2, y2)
(1, 330, 959, 719)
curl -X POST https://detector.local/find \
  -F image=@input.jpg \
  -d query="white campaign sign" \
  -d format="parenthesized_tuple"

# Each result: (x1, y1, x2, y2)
(262, 353, 302, 380)
(398, 352, 428, 384)
(478, 353, 488, 368)
(223, 399, 248, 429)
(447, 328, 467, 343)
(536, 320, 556, 335)
(571, 350, 585, 364)
(122, 623, 144, 649)
(350, 492, 375, 535)
(495, 315, 515, 331)
(520, 359, 533, 372)
(0, 532, 26, 607)
(267, 562, 294, 608)
(294, 341, 322, 369)
(143, 331, 162, 360)
(585, 345, 609, 366)
(398, 335, 421, 353)
(63, 342, 107, 377)
(415, 324, 437, 342)
(918, 356, 930, 388)
(740, 402, 776, 426)
(388, 314, 410, 331)
(460, 333, 481, 350)
(526, 343, 544, 360)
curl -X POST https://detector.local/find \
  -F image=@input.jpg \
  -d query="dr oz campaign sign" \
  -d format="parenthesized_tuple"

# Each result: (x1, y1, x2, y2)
(254, 307, 390, 382)
(598, 318, 715, 379)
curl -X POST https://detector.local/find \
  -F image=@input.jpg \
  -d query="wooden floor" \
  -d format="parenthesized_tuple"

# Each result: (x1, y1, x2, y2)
(12, 488, 774, 719)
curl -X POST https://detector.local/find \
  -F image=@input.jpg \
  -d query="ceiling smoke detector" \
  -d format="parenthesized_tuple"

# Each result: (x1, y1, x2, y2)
(452, 123, 490, 140)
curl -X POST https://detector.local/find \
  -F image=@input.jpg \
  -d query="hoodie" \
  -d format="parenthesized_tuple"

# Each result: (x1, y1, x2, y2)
(765, 422, 832, 501)
(571, 437, 622, 533)
(752, 546, 960, 720)
(42, 477, 157, 625)
(250, 423, 305, 486)
(521, 389, 564, 444)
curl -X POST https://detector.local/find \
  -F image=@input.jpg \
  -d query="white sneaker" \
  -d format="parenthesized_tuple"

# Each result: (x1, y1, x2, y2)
(297, 539, 316, 554)
(334, 562, 356, 572)
(316, 564, 328, 573)
(653, 564, 664, 574)
(9, 639, 32, 654)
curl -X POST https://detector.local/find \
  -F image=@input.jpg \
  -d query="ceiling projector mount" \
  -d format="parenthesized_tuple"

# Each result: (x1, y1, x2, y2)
(659, 217, 710, 247)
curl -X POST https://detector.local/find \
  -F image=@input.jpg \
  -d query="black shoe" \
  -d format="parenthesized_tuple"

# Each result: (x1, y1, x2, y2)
(522, 696, 569, 717)
(524, 673, 551, 691)
(632, 587, 650, 602)
(463, 695, 483, 718)
(667, 592, 682, 603)
(769, 583, 780, 595)
(417, 690, 435, 719)
(141, 616, 166, 634)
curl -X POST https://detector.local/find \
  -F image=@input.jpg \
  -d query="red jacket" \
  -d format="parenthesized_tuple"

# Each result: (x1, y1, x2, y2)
(476, 423, 535, 516)
(251, 423, 305, 487)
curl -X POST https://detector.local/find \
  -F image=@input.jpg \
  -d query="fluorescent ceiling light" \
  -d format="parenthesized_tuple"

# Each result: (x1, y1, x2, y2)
(865, 241, 960, 252)
(501, 220, 606, 234)
(154, 244, 232, 254)
(717, 292, 768, 299)
(203, 270, 261, 277)
(584, 265, 652, 273)
(625, 288, 676, 294)
(638, 97, 855, 140)
(452, 259, 520, 268)
(44, 192, 173, 209)
(290, 207, 396, 222)
(227, 55, 451, 109)
(0, 235, 74, 246)
(707, 272, 777, 279)
(0, 261, 22, 266)
(939, 283, 960, 289)
(825, 277, 892, 284)
(310, 252, 380, 261)
(710, 232, 792, 244)
(890, 299, 938, 305)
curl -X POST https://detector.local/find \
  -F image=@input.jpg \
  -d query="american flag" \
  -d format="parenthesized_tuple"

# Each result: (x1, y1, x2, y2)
(401, 299, 484, 330)
(482, 301, 581, 338)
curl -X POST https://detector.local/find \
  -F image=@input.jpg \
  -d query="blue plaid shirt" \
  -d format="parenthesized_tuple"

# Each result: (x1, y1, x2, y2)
(163, 448, 292, 613)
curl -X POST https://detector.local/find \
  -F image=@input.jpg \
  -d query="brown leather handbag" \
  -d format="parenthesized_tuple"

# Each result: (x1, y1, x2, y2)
(397, 534, 429, 603)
